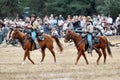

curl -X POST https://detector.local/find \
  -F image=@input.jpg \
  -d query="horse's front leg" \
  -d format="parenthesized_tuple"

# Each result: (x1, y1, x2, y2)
(23, 49, 35, 64)
(93, 47, 102, 65)
(75, 51, 82, 65)
(41, 48, 46, 63)
(82, 51, 89, 64)
(22, 50, 28, 64)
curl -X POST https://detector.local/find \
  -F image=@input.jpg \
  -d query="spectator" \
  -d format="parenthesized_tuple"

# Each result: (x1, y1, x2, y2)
(57, 15, 64, 37)
(51, 28, 59, 38)
(105, 27, 113, 36)
(115, 14, 120, 35)
(43, 15, 51, 34)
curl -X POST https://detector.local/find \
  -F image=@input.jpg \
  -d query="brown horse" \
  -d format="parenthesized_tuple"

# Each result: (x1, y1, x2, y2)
(8, 28, 63, 64)
(64, 30, 112, 65)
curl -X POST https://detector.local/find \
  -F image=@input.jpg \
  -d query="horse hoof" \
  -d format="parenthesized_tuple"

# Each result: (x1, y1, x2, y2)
(22, 61, 25, 65)
(75, 63, 77, 65)
(32, 62, 35, 64)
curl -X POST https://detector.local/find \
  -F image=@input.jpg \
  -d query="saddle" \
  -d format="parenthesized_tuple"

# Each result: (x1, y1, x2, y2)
(84, 36, 100, 53)
(27, 32, 44, 51)
(92, 37, 99, 45)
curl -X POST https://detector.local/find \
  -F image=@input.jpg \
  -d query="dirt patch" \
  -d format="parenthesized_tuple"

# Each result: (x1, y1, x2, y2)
(0, 38, 120, 80)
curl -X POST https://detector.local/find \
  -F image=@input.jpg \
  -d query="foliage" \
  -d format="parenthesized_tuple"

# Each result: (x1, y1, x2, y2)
(0, 0, 120, 19)
(96, 0, 120, 19)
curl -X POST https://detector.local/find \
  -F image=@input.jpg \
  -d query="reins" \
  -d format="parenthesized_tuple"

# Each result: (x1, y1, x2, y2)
(71, 33, 86, 47)
(76, 38, 86, 47)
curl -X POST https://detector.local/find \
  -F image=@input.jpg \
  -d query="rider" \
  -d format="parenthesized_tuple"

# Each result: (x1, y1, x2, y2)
(30, 14, 40, 49)
(84, 16, 94, 53)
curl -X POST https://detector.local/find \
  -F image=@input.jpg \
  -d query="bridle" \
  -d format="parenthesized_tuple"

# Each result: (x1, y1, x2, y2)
(65, 32, 86, 47)
(9, 30, 15, 40)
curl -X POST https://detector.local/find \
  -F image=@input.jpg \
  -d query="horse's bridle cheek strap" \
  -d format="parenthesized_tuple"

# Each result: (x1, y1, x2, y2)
(71, 35, 74, 40)
(9, 31, 14, 40)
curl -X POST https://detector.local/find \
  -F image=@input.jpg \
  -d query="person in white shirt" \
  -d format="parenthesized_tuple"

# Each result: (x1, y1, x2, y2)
(57, 16, 64, 37)
(106, 15, 113, 25)
(105, 28, 113, 36)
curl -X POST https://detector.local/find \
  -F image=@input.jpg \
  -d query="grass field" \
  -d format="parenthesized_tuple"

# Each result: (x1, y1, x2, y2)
(0, 38, 120, 80)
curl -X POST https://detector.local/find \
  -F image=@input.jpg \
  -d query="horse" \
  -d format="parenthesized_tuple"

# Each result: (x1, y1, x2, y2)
(64, 30, 112, 65)
(7, 28, 63, 64)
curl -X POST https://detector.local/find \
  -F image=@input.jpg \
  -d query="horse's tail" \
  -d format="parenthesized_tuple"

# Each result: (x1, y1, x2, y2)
(104, 36, 113, 57)
(51, 36, 63, 52)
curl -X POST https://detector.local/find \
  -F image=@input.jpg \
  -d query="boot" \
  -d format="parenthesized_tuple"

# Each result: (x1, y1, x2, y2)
(88, 47, 92, 54)
(38, 35, 44, 40)
(34, 41, 40, 49)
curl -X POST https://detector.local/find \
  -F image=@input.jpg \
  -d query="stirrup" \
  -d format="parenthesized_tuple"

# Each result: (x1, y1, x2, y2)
(88, 48, 92, 54)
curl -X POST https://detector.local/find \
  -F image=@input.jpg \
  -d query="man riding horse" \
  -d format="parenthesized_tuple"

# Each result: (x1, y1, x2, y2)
(28, 14, 44, 49)
(75, 16, 103, 54)
(83, 17, 94, 53)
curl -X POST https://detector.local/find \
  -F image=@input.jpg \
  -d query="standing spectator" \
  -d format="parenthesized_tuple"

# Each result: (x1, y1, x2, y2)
(67, 15, 73, 30)
(92, 14, 98, 26)
(106, 15, 113, 29)
(80, 16, 85, 28)
(57, 15, 64, 37)
(72, 16, 80, 30)
(23, 17, 32, 35)
(62, 20, 68, 31)
(101, 17, 107, 31)
(115, 14, 120, 35)
(0, 20, 4, 44)
(107, 15, 113, 25)
(49, 14, 57, 31)
(43, 15, 51, 34)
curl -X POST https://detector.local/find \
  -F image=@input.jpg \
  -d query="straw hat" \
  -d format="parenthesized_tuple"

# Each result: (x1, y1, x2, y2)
(86, 16, 91, 22)
(32, 21, 39, 29)
(37, 17, 41, 21)
(30, 14, 36, 18)
(86, 17, 91, 22)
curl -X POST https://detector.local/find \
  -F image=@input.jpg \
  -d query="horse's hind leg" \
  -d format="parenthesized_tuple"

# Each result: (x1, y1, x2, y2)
(49, 48, 56, 63)
(41, 47, 46, 63)
(94, 47, 102, 65)
(101, 48, 107, 64)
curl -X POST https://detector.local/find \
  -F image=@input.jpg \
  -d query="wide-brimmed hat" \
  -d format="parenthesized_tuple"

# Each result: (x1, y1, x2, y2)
(86, 17, 91, 22)
(30, 14, 36, 18)
(37, 17, 41, 21)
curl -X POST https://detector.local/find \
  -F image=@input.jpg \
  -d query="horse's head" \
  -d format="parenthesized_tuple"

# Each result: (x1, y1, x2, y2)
(11, 28, 19, 40)
(64, 30, 74, 43)
(6, 28, 20, 44)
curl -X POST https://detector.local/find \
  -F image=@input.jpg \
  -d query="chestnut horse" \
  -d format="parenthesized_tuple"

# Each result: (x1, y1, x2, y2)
(8, 28, 63, 64)
(64, 30, 112, 65)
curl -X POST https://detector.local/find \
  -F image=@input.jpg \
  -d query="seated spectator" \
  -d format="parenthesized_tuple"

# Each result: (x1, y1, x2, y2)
(105, 28, 113, 36)
(51, 28, 59, 38)
(95, 22, 105, 35)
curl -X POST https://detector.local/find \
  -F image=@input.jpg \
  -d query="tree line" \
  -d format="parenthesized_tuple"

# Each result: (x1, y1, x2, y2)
(0, 0, 120, 20)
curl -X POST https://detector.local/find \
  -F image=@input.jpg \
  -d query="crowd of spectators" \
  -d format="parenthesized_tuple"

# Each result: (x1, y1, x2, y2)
(0, 13, 120, 43)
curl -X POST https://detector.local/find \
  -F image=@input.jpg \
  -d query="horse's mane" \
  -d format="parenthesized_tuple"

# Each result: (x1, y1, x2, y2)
(69, 30, 82, 39)
(17, 30, 26, 38)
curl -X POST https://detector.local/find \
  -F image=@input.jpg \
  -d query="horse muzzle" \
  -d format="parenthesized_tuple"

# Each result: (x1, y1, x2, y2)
(64, 39, 69, 43)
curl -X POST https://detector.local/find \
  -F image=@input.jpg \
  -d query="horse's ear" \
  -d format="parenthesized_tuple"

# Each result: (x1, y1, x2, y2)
(16, 28, 19, 31)
(67, 29, 71, 33)
(10, 27, 13, 30)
